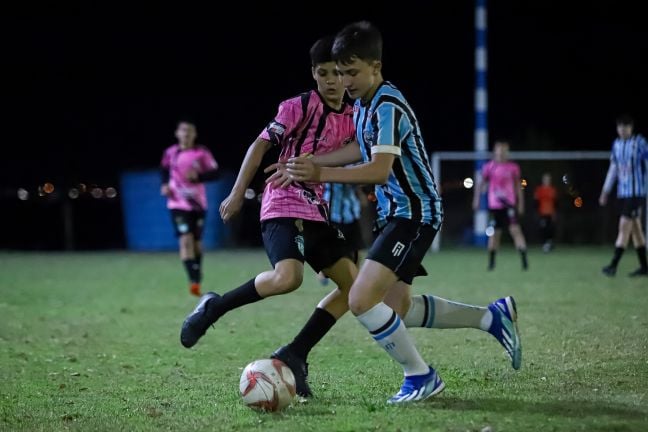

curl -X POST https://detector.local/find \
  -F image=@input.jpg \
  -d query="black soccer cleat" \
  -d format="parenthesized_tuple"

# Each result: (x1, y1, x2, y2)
(180, 292, 222, 348)
(271, 345, 312, 397)
(602, 265, 616, 277)
(629, 267, 648, 277)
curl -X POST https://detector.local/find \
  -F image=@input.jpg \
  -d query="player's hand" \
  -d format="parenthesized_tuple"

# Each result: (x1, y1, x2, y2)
(160, 184, 171, 197)
(220, 193, 244, 222)
(186, 169, 199, 183)
(286, 157, 320, 182)
(264, 162, 292, 188)
(599, 193, 608, 206)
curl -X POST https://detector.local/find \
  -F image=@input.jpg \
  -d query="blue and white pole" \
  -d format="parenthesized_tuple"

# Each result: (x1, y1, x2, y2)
(474, 0, 489, 246)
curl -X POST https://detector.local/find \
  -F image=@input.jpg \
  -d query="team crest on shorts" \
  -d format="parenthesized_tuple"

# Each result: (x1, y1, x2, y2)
(294, 234, 304, 256)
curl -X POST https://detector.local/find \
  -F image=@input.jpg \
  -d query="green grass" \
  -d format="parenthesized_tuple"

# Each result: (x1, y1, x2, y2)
(1, 247, 647, 431)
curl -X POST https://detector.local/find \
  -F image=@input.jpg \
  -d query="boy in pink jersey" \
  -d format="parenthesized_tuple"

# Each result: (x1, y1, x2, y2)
(161, 120, 219, 296)
(179, 36, 359, 397)
(473, 140, 529, 270)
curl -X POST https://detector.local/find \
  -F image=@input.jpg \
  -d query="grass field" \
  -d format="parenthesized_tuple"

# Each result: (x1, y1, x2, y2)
(1, 247, 647, 431)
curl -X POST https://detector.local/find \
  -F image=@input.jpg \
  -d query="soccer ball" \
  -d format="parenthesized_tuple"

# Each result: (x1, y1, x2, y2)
(239, 358, 296, 412)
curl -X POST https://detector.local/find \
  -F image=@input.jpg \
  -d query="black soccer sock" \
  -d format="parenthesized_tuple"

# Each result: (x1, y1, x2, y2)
(636, 246, 647, 270)
(183, 259, 201, 284)
(287, 308, 337, 360)
(519, 248, 528, 270)
(488, 250, 496, 270)
(610, 247, 625, 268)
(195, 252, 203, 282)
(219, 278, 262, 315)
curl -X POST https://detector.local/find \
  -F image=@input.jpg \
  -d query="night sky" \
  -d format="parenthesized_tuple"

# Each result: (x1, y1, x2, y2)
(2, 1, 648, 248)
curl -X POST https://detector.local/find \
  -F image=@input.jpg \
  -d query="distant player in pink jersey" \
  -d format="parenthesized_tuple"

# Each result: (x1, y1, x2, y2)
(473, 140, 529, 270)
(160, 120, 219, 296)
(179, 36, 359, 397)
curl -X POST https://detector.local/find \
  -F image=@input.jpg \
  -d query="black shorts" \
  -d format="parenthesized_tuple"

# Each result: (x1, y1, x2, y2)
(367, 217, 435, 285)
(261, 218, 355, 273)
(489, 208, 519, 229)
(618, 197, 644, 218)
(170, 209, 206, 239)
(333, 220, 365, 252)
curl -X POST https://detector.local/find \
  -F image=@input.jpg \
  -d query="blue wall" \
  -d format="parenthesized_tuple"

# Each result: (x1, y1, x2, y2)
(120, 170, 235, 250)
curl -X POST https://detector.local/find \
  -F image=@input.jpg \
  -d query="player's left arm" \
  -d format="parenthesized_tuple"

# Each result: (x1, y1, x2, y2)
(515, 165, 524, 215)
(193, 148, 220, 183)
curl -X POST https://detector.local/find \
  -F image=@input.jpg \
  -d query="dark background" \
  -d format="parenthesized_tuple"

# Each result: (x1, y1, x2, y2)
(2, 1, 647, 249)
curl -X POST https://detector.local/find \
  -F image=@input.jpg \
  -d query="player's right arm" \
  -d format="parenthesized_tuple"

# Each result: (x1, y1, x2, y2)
(220, 138, 273, 222)
(599, 145, 618, 206)
(472, 163, 490, 211)
(160, 148, 172, 197)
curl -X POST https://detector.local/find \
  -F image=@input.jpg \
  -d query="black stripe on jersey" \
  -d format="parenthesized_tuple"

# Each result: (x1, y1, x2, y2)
(312, 110, 330, 154)
(382, 185, 397, 219)
(370, 310, 398, 336)
(392, 157, 422, 221)
(357, 106, 372, 158)
(300, 92, 310, 123)
(376, 94, 436, 198)
(392, 108, 402, 147)
(631, 139, 637, 196)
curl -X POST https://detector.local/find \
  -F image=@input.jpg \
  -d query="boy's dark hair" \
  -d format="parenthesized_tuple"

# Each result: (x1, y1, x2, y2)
(494, 138, 511, 147)
(332, 21, 383, 65)
(310, 35, 335, 67)
(616, 114, 634, 126)
(177, 118, 197, 128)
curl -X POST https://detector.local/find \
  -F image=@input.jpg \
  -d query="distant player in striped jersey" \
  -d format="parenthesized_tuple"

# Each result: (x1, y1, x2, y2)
(599, 115, 648, 277)
(472, 140, 529, 271)
(160, 120, 219, 297)
(285, 21, 521, 404)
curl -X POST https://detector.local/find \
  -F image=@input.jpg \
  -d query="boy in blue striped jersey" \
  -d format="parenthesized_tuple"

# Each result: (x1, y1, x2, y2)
(599, 115, 648, 277)
(284, 21, 521, 404)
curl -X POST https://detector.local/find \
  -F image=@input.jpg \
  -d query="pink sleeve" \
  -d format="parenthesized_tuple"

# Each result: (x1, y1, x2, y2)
(161, 148, 171, 168)
(202, 148, 218, 171)
(481, 161, 492, 180)
(259, 99, 302, 146)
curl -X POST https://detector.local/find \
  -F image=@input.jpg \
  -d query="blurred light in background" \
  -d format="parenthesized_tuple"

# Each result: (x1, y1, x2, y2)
(43, 182, 55, 194)
(105, 187, 117, 199)
(485, 226, 495, 237)
(463, 177, 474, 189)
(17, 188, 29, 200)
(244, 188, 256, 199)
(68, 188, 79, 199)
(520, 178, 527, 189)
(91, 188, 103, 199)
(574, 197, 583, 208)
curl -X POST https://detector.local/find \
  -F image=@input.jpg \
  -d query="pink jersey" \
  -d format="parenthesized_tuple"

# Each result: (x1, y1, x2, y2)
(160, 144, 218, 211)
(482, 160, 521, 209)
(259, 90, 355, 222)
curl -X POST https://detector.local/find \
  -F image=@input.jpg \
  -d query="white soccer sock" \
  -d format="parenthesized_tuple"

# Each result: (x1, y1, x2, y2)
(356, 302, 429, 376)
(404, 295, 492, 331)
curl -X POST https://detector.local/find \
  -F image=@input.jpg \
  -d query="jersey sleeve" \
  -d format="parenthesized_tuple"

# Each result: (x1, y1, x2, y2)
(370, 102, 404, 156)
(200, 147, 218, 171)
(161, 147, 171, 168)
(259, 99, 302, 146)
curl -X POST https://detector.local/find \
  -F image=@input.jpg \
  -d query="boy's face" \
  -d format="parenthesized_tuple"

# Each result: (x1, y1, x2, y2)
(312, 61, 344, 102)
(617, 123, 633, 139)
(336, 56, 381, 101)
(493, 142, 509, 162)
(176, 122, 197, 144)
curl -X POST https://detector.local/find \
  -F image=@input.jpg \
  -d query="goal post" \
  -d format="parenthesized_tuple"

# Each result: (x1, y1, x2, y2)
(430, 150, 614, 252)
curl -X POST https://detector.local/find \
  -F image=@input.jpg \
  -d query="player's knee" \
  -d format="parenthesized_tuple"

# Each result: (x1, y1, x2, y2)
(348, 294, 371, 316)
(272, 271, 302, 294)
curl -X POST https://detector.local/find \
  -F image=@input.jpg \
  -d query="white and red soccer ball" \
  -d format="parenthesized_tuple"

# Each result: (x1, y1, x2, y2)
(239, 359, 296, 412)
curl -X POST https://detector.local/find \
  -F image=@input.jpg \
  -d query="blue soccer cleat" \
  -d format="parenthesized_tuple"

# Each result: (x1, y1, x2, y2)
(488, 296, 522, 370)
(387, 366, 445, 404)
